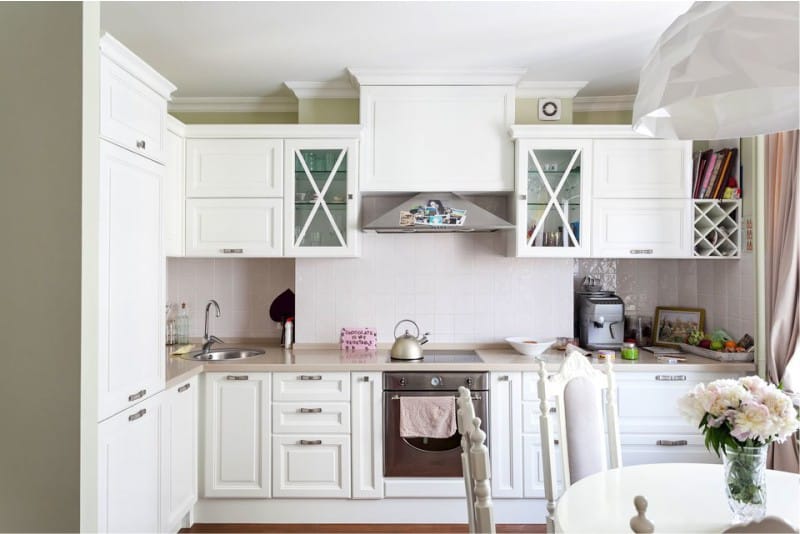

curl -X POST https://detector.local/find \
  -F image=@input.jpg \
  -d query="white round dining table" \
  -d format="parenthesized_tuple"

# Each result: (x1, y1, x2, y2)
(555, 463, 800, 533)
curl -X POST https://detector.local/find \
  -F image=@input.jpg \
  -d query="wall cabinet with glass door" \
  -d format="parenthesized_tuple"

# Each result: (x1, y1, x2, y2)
(284, 139, 359, 257)
(513, 139, 592, 257)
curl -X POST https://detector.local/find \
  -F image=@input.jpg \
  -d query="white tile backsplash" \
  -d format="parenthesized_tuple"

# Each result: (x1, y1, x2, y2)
(295, 233, 574, 344)
(167, 258, 295, 339)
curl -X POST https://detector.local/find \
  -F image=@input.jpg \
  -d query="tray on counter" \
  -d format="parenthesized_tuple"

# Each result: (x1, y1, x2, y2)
(678, 343, 754, 362)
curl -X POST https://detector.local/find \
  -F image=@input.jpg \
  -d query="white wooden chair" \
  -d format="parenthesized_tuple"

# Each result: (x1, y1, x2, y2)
(538, 350, 622, 533)
(457, 386, 495, 534)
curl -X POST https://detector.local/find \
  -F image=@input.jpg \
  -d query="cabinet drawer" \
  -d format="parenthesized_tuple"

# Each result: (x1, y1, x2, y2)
(592, 198, 691, 258)
(621, 433, 720, 465)
(522, 401, 558, 434)
(272, 402, 351, 434)
(593, 139, 692, 198)
(100, 56, 167, 163)
(273, 372, 350, 401)
(186, 138, 283, 198)
(272, 435, 351, 498)
(522, 434, 563, 499)
(185, 198, 283, 257)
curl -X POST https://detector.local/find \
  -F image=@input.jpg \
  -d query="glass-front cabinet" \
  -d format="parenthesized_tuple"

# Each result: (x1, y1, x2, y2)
(514, 139, 592, 257)
(284, 139, 359, 257)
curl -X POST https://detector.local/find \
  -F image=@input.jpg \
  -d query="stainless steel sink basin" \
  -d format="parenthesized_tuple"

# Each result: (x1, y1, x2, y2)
(181, 348, 265, 361)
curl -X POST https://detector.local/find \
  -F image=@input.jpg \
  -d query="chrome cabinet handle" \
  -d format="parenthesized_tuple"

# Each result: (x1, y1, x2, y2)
(347, 194, 354, 200)
(226, 375, 248, 381)
(549, 407, 557, 414)
(630, 249, 654, 255)
(128, 408, 146, 422)
(498, 375, 510, 382)
(520, 194, 527, 201)
(222, 248, 243, 254)
(299, 408, 322, 414)
(657, 439, 688, 446)
(128, 389, 146, 402)
(299, 439, 323, 446)
(299, 375, 322, 381)
(360, 376, 370, 382)
(554, 439, 559, 445)
(178, 383, 191, 393)
(136, 140, 146, 149)
(655, 375, 687, 381)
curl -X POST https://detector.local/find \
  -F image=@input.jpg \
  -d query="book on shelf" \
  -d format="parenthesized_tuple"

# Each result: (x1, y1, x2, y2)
(692, 147, 740, 199)
(698, 150, 717, 198)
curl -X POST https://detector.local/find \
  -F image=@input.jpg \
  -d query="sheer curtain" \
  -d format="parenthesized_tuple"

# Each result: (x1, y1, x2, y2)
(764, 130, 800, 472)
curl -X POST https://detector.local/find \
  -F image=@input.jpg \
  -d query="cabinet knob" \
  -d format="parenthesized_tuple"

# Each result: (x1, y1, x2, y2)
(128, 408, 146, 422)
(630, 249, 654, 255)
(226, 375, 249, 381)
(177, 383, 191, 393)
(498, 375, 510, 382)
(520, 194, 527, 201)
(222, 248, 244, 254)
(136, 140, 146, 149)
(361, 376, 370, 382)
(348, 194, 354, 200)
(299, 439, 323, 446)
(128, 389, 146, 402)
(299, 375, 322, 381)
(299, 407, 322, 414)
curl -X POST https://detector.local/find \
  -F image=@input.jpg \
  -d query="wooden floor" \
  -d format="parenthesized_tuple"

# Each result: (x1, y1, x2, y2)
(181, 524, 546, 533)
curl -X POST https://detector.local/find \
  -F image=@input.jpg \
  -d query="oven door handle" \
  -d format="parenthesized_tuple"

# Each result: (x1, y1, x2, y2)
(390, 394, 482, 401)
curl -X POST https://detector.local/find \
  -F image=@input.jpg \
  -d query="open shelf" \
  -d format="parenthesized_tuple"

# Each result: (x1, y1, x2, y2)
(693, 199, 741, 258)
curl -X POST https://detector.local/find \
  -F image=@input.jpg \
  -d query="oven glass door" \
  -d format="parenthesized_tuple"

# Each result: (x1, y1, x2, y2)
(384, 390, 488, 477)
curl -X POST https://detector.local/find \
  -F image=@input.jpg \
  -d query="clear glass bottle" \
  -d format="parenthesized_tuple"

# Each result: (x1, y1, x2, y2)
(176, 302, 190, 344)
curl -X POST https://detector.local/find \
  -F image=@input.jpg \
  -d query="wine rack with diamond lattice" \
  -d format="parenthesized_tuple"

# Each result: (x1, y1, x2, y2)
(693, 199, 741, 258)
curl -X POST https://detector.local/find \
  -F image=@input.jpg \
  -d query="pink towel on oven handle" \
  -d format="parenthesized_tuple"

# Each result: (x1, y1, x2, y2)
(399, 396, 457, 439)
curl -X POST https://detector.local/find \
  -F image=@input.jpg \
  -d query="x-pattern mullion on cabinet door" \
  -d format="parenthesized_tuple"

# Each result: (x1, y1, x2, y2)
(526, 148, 581, 248)
(294, 148, 347, 248)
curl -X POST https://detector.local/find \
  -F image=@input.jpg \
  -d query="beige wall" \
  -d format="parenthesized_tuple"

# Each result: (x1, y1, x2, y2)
(573, 109, 633, 125)
(298, 98, 359, 124)
(171, 111, 298, 124)
(0, 2, 83, 531)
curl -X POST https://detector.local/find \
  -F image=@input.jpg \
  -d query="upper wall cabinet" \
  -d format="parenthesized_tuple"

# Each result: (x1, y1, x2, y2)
(164, 117, 185, 257)
(358, 85, 516, 192)
(593, 139, 692, 198)
(186, 138, 283, 197)
(99, 35, 176, 164)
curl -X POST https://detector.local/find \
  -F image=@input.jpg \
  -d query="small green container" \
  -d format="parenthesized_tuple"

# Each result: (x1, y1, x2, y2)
(621, 342, 639, 360)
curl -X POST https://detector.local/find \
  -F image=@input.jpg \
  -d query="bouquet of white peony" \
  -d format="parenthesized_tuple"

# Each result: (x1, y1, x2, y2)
(678, 375, 799, 455)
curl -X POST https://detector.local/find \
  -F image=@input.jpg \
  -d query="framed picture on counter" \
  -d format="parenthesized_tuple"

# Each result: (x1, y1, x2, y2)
(654, 306, 705, 347)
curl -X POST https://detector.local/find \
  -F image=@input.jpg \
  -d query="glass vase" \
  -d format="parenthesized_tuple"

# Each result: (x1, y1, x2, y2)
(722, 445, 768, 523)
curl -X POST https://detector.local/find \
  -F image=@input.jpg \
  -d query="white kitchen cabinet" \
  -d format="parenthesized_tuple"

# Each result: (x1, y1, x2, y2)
(489, 372, 523, 498)
(351, 372, 383, 499)
(272, 402, 351, 434)
(185, 138, 283, 198)
(514, 139, 593, 257)
(99, 35, 175, 164)
(593, 139, 692, 198)
(358, 85, 515, 192)
(164, 118, 185, 257)
(185, 198, 283, 257)
(283, 139, 360, 257)
(272, 435, 351, 498)
(272, 372, 351, 402)
(522, 435, 564, 499)
(98, 140, 165, 421)
(160, 377, 198, 533)
(98, 394, 162, 533)
(621, 433, 720, 466)
(204, 372, 271, 498)
(591, 198, 692, 258)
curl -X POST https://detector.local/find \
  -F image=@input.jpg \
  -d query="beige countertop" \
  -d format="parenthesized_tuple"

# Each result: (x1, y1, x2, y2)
(165, 340, 756, 388)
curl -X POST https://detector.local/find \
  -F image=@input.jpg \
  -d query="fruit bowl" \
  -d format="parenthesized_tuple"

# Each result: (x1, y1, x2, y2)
(506, 337, 555, 357)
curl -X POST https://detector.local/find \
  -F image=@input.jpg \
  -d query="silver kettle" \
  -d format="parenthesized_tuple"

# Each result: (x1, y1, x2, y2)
(390, 319, 430, 360)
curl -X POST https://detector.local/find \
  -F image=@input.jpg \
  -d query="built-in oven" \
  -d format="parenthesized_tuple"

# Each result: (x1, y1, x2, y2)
(383, 370, 489, 477)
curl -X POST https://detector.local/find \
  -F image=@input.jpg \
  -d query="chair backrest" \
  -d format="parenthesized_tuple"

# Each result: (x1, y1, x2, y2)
(722, 516, 798, 533)
(457, 386, 496, 534)
(537, 350, 622, 532)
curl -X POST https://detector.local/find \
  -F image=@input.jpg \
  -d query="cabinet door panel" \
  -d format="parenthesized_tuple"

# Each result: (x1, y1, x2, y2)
(100, 56, 166, 163)
(204, 373, 270, 498)
(272, 402, 350, 434)
(272, 436, 351, 498)
(273, 372, 350, 401)
(593, 139, 692, 198)
(164, 126, 185, 257)
(489, 372, 523, 498)
(98, 395, 162, 533)
(185, 198, 282, 257)
(592, 198, 691, 258)
(522, 435, 564, 499)
(351, 372, 383, 499)
(621, 434, 720, 465)
(186, 139, 282, 198)
(98, 141, 164, 421)
(161, 377, 198, 532)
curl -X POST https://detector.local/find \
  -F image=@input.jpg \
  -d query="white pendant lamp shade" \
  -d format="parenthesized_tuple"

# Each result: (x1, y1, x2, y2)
(633, 1, 799, 140)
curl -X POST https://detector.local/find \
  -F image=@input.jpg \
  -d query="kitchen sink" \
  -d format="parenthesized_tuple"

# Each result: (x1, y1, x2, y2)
(181, 348, 265, 361)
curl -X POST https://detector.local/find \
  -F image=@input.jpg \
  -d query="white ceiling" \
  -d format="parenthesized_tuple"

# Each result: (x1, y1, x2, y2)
(100, 1, 693, 99)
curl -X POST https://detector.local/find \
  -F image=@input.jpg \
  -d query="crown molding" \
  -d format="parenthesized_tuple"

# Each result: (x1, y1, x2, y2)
(515, 81, 588, 99)
(182, 124, 363, 139)
(573, 95, 635, 112)
(100, 33, 177, 99)
(168, 96, 298, 113)
(348, 68, 527, 86)
(285, 81, 358, 99)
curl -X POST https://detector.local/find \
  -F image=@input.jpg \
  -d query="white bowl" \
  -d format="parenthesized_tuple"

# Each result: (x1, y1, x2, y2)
(505, 337, 555, 356)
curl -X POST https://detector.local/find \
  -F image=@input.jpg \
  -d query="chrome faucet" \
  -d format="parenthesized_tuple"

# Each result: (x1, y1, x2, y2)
(202, 299, 223, 352)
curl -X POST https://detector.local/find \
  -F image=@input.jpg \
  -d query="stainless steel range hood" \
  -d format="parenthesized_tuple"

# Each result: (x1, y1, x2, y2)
(363, 192, 514, 233)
